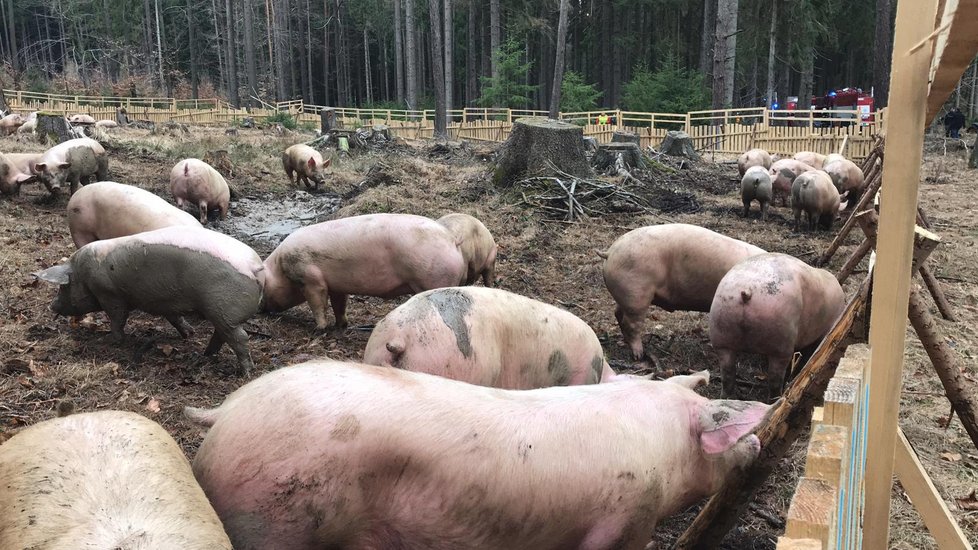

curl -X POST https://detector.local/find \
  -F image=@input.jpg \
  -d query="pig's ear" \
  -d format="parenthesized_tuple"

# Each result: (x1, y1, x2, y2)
(15, 173, 36, 184)
(697, 399, 772, 455)
(307, 157, 317, 169)
(32, 162, 46, 173)
(665, 369, 710, 389)
(34, 264, 73, 285)
(58, 162, 71, 169)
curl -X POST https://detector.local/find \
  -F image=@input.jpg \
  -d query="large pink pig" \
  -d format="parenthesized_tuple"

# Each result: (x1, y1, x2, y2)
(363, 287, 615, 388)
(169, 158, 231, 224)
(436, 212, 498, 286)
(262, 213, 466, 330)
(282, 144, 330, 190)
(792, 151, 826, 169)
(768, 158, 815, 206)
(0, 153, 36, 196)
(33, 137, 109, 194)
(67, 181, 201, 248)
(822, 157, 865, 197)
(598, 224, 765, 362)
(186, 360, 771, 550)
(68, 114, 96, 124)
(737, 148, 772, 176)
(710, 253, 844, 399)
(0, 411, 232, 550)
(0, 113, 24, 135)
(791, 170, 843, 231)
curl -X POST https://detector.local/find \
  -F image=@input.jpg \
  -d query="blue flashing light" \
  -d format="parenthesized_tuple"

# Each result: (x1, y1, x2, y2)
(828, 91, 837, 97)
(771, 103, 780, 110)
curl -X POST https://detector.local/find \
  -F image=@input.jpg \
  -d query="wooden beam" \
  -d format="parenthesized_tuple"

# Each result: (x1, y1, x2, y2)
(776, 537, 823, 550)
(927, 0, 978, 121)
(863, 0, 941, 546)
(894, 428, 974, 550)
(784, 478, 835, 546)
(804, 424, 846, 485)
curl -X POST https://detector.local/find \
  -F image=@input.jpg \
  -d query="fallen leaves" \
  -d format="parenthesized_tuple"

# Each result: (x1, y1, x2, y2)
(956, 489, 978, 511)
(145, 398, 161, 414)
(941, 452, 963, 462)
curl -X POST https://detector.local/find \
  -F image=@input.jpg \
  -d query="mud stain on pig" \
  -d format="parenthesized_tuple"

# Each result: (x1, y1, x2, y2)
(330, 414, 361, 441)
(591, 355, 605, 381)
(547, 350, 571, 385)
(426, 289, 473, 358)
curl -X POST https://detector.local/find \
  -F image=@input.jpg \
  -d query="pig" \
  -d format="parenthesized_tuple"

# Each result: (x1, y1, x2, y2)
(95, 119, 119, 128)
(436, 212, 498, 286)
(0, 113, 24, 135)
(740, 165, 773, 220)
(598, 224, 765, 362)
(68, 113, 96, 124)
(822, 157, 865, 198)
(363, 287, 615, 389)
(67, 181, 201, 248)
(33, 137, 109, 194)
(0, 153, 37, 196)
(15, 112, 37, 134)
(768, 158, 816, 206)
(0, 411, 233, 550)
(169, 158, 231, 224)
(186, 360, 772, 550)
(282, 144, 330, 190)
(737, 148, 773, 176)
(262, 213, 466, 331)
(710, 253, 845, 399)
(823, 153, 846, 166)
(34, 226, 264, 375)
(792, 151, 826, 169)
(791, 170, 844, 231)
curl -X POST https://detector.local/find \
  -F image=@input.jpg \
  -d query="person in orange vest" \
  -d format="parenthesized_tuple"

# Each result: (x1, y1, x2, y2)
(597, 112, 610, 124)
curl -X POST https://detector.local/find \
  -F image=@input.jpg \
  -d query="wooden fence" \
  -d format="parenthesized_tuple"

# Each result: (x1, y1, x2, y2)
(3, 89, 885, 160)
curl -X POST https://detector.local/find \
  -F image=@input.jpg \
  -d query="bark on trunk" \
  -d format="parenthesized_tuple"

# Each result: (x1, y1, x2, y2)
(799, 46, 814, 110)
(322, 0, 330, 105)
(428, 0, 447, 138)
(549, 0, 570, 119)
(466, 0, 477, 106)
(243, 0, 257, 104)
(873, 0, 893, 108)
(187, 0, 199, 98)
(444, 0, 453, 114)
(699, 0, 716, 77)
(722, 0, 738, 107)
(224, 0, 240, 106)
(405, 0, 418, 110)
(363, 26, 373, 105)
(765, 0, 777, 108)
(394, 0, 404, 103)
(493, 118, 592, 187)
(490, 0, 500, 81)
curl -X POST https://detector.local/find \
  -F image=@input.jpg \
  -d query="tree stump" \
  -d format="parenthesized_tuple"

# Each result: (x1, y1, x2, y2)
(36, 113, 73, 144)
(493, 117, 592, 187)
(592, 142, 647, 171)
(115, 107, 130, 126)
(659, 130, 699, 159)
(611, 130, 640, 146)
(321, 108, 337, 133)
(970, 139, 978, 169)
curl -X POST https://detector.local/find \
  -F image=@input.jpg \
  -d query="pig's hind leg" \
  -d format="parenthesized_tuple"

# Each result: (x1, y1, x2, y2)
(166, 315, 195, 339)
(99, 296, 130, 343)
(328, 291, 349, 329)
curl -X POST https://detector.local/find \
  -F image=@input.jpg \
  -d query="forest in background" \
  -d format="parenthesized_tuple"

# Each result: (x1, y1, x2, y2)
(0, 0, 974, 119)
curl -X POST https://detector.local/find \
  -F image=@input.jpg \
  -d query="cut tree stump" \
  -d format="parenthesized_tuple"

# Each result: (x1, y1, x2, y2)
(592, 142, 647, 171)
(36, 113, 74, 144)
(493, 117, 592, 187)
(321, 108, 337, 133)
(659, 130, 699, 159)
(115, 107, 130, 126)
(611, 130, 640, 146)
(970, 138, 978, 168)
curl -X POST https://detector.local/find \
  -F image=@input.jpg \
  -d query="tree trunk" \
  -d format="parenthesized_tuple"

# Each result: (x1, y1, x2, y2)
(799, 46, 814, 110)
(711, 0, 727, 110)
(212, 0, 226, 96)
(722, 0, 738, 107)
(187, 0, 199, 98)
(224, 0, 240, 106)
(155, 0, 165, 88)
(493, 118, 592, 187)
(322, 0, 330, 105)
(873, 0, 893, 108)
(970, 61, 977, 121)
(288, 3, 298, 98)
(466, 0, 477, 106)
(405, 0, 418, 110)
(444, 0, 453, 115)
(363, 26, 373, 105)
(601, 1, 611, 105)
(765, 0, 777, 108)
(394, 0, 404, 103)
(143, 0, 154, 78)
(428, 0, 447, 138)
(243, 0, 258, 104)
(490, 0, 500, 81)
(549, 0, 570, 119)
(266, 0, 276, 95)
(274, 0, 289, 100)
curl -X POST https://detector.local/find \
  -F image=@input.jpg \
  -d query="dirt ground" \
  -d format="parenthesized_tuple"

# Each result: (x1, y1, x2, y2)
(0, 125, 976, 547)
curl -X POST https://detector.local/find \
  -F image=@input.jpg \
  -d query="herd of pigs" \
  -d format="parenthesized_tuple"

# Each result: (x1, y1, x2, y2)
(0, 130, 856, 548)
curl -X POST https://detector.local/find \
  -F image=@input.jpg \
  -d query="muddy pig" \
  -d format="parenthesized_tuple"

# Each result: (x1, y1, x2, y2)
(710, 253, 844, 399)
(0, 153, 36, 196)
(34, 226, 264, 375)
(186, 360, 771, 550)
(436, 212, 498, 286)
(282, 144, 330, 190)
(792, 151, 826, 169)
(262, 213, 466, 330)
(737, 148, 772, 176)
(0, 411, 232, 549)
(768, 158, 815, 206)
(34, 137, 109, 194)
(0, 113, 24, 135)
(67, 181, 201, 248)
(822, 157, 865, 197)
(741, 165, 773, 220)
(68, 113, 96, 124)
(169, 158, 231, 224)
(791, 170, 844, 231)
(363, 287, 614, 389)
(599, 224, 765, 362)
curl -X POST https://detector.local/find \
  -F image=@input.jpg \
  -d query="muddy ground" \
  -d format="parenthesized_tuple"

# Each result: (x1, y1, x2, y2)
(1, 126, 976, 547)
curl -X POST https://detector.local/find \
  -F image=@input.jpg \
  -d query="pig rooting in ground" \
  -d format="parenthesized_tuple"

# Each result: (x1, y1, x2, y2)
(435, 213, 499, 286)
(740, 165, 773, 220)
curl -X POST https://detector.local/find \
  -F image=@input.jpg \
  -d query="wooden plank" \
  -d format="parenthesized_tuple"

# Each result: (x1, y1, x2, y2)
(927, 0, 978, 120)
(777, 537, 823, 550)
(785, 477, 836, 545)
(862, 0, 941, 546)
(805, 424, 847, 486)
(894, 428, 973, 550)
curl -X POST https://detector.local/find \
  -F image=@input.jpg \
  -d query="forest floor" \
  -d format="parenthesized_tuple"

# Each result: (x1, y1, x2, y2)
(0, 125, 976, 548)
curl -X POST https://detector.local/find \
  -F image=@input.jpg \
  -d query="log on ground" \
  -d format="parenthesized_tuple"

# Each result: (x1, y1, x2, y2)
(493, 117, 592, 187)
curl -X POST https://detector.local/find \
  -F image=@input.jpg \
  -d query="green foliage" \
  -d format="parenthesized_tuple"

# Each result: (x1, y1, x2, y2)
(265, 111, 298, 130)
(559, 71, 602, 113)
(621, 59, 710, 114)
(478, 38, 539, 108)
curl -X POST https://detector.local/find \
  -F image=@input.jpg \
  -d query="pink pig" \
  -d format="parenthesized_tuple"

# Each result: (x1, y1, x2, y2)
(169, 158, 231, 224)
(768, 158, 816, 206)
(186, 360, 771, 550)
(282, 144, 330, 190)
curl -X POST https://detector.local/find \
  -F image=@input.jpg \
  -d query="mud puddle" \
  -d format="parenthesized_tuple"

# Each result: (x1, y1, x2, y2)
(217, 191, 342, 254)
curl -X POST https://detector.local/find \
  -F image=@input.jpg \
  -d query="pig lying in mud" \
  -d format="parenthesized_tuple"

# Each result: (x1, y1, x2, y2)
(710, 253, 845, 399)
(169, 158, 231, 224)
(436, 213, 498, 286)
(363, 287, 614, 388)
(791, 170, 845, 231)
(262, 213, 466, 330)
(741, 165, 773, 220)
(0, 153, 37, 196)
(35, 226, 264, 375)
(282, 144, 330, 190)
(598, 224, 765, 363)
(186, 360, 771, 550)
(0, 411, 232, 550)
(33, 137, 109, 194)
(737, 148, 772, 176)
(68, 181, 201, 248)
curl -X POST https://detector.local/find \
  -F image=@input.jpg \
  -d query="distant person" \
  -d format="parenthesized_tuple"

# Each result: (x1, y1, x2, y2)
(944, 107, 965, 138)
(597, 113, 609, 125)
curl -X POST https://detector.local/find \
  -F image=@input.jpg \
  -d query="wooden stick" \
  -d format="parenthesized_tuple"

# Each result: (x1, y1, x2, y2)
(837, 238, 873, 284)
(907, 287, 978, 451)
(817, 173, 883, 267)
(920, 264, 956, 321)
(674, 273, 871, 549)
